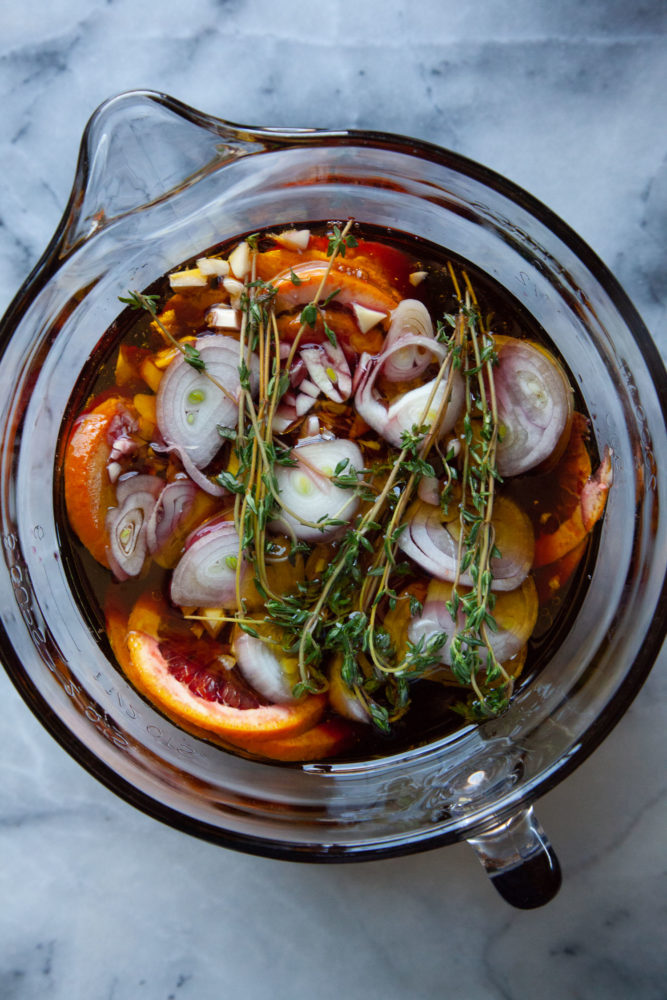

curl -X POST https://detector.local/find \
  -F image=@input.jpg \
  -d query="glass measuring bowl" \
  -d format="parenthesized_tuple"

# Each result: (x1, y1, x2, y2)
(0, 90, 664, 909)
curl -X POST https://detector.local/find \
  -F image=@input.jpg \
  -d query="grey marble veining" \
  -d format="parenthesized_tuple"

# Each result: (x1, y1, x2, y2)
(1, 2, 666, 998)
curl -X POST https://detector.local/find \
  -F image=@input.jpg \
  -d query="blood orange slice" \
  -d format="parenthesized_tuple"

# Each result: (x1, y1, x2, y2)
(125, 630, 326, 744)
(226, 717, 356, 762)
(118, 591, 325, 745)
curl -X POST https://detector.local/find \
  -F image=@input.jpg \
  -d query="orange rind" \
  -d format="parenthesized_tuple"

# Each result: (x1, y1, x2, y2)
(64, 396, 138, 567)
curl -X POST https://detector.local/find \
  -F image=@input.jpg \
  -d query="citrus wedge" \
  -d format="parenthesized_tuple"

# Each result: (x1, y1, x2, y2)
(121, 592, 326, 745)
(64, 396, 138, 566)
(125, 630, 326, 744)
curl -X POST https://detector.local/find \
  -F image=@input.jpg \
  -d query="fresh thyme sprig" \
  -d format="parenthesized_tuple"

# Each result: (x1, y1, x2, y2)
(443, 268, 512, 716)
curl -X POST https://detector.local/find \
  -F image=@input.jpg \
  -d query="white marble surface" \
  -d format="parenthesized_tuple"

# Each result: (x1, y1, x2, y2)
(1, 2, 666, 998)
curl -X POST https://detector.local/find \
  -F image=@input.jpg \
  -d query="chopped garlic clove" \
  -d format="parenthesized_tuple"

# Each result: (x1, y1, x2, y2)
(352, 302, 387, 333)
(273, 229, 311, 251)
(168, 267, 207, 289)
(304, 415, 321, 438)
(228, 241, 251, 279)
(223, 277, 245, 308)
(409, 270, 428, 287)
(197, 257, 230, 277)
(206, 306, 241, 330)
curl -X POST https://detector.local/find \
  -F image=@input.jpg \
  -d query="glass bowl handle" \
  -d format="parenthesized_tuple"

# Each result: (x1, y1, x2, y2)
(467, 806, 562, 908)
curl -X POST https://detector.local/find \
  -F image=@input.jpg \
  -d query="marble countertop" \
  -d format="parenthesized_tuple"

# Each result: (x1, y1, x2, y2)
(1, 2, 665, 998)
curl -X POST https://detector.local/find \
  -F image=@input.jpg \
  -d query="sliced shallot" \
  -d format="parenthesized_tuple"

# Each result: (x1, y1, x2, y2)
(106, 474, 163, 581)
(408, 577, 538, 669)
(156, 334, 258, 487)
(397, 497, 534, 591)
(146, 479, 198, 555)
(355, 335, 464, 448)
(170, 518, 244, 608)
(493, 336, 573, 477)
(381, 299, 435, 383)
(233, 629, 301, 704)
(328, 658, 371, 724)
(270, 439, 364, 541)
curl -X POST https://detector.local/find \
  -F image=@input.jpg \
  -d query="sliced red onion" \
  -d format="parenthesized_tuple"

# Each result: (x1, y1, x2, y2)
(397, 497, 533, 591)
(408, 577, 538, 667)
(270, 439, 364, 541)
(106, 475, 163, 581)
(233, 631, 301, 704)
(156, 334, 258, 471)
(381, 300, 435, 382)
(170, 518, 244, 608)
(355, 335, 464, 447)
(146, 479, 198, 555)
(493, 337, 573, 476)
(301, 340, 352, 402)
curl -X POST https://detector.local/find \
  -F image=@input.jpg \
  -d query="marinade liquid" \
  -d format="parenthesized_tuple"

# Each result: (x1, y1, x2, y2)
(58, 222, 608, 763)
